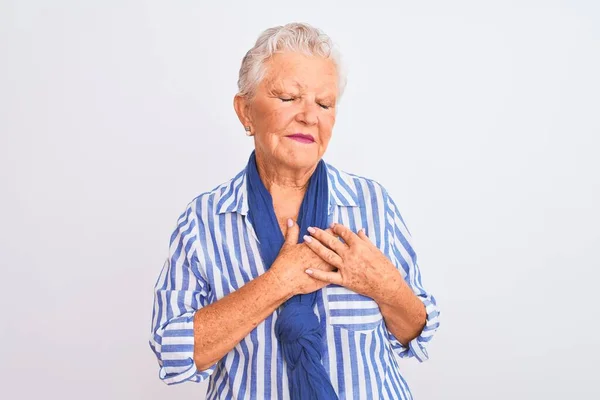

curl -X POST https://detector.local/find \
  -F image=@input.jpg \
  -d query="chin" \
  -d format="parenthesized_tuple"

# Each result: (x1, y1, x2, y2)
(280, 147, 321, 170)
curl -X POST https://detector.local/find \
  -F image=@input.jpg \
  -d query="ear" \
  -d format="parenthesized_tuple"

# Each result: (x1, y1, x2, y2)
(233, 94, 253, 129)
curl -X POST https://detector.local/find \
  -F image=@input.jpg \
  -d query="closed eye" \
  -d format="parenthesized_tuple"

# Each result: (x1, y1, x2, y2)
(318, 103, 330, 110)
(280, 97, 295, 102)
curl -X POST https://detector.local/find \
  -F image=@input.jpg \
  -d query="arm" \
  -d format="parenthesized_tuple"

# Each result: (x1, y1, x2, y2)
(371, 267, 427, 347)
(380, 190, 440, 362)
(149, 205, 216, 385)
(303, 189, 440, 362)
(192, 269, 291, 370)
(193, 220, 336, 370)
(150, 209, 331, 384)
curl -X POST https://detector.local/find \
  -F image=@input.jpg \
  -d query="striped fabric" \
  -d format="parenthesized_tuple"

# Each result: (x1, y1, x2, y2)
(149, 161, 440, 399)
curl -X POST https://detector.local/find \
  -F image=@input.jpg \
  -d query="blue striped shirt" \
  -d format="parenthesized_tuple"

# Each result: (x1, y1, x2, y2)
(149, 162, 440, 399)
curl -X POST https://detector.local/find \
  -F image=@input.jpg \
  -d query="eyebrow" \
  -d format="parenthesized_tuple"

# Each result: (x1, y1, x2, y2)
(271, 79, 337, 100)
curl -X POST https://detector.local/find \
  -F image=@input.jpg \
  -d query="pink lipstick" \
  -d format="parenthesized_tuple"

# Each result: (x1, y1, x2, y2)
(286, 133, 315, 144)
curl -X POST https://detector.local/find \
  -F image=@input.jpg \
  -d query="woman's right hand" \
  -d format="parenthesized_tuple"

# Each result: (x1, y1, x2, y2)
(269, 219, 337, 296)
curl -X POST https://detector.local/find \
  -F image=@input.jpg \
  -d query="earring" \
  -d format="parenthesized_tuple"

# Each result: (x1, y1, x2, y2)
(245, 126, 253, 136)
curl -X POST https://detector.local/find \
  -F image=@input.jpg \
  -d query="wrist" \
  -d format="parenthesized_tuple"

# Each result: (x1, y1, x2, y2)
(265, 266, 296, 302)
(371, 264, 404, 305)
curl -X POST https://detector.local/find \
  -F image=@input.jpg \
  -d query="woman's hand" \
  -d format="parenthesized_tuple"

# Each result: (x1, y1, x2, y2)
(269, 219, 337, 297)
(302, 223, 398, 300)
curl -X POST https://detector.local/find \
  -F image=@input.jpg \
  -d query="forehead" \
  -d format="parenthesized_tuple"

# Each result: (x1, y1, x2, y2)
(261, 52, 338, 92)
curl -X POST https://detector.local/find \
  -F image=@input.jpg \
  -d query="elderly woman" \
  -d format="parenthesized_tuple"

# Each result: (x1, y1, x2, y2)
(149, 23, 440, 399)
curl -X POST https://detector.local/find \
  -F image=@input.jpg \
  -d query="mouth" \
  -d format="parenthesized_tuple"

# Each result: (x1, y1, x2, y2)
(286, 133, 315, 144)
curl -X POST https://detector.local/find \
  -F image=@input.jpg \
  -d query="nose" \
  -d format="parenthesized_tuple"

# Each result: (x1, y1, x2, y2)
(295, 100, 319, 126)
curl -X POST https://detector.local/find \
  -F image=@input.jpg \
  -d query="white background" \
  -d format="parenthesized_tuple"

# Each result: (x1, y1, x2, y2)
(1, 1, 599, 399)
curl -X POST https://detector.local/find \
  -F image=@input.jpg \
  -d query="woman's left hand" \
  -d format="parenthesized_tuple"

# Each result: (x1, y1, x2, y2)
(303, 223, 398, 299)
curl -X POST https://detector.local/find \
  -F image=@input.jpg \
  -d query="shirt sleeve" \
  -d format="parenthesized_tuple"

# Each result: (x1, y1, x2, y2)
(384, 190, 441, 362)
(149, 202, 216, 385)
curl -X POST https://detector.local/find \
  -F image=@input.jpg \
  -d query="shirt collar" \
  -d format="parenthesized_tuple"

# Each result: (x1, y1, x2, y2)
(216, 162, 359, 216)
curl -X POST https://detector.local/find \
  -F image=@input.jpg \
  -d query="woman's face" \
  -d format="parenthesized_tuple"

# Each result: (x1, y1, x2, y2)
(238, 52, 338, 172)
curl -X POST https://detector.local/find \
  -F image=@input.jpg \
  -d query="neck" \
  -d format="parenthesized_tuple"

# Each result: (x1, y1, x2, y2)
(254, 151, 317, 195)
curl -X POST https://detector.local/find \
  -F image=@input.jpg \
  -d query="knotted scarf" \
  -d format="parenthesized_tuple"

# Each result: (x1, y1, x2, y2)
(246, 151, 338, 399)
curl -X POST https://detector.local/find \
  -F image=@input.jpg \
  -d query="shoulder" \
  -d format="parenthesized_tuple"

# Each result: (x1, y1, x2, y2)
(177, 169, 246, 225)
(325, 162, 393, 206)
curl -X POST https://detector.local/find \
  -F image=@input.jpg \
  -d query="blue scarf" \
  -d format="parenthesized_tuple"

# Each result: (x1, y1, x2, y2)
(246, 151, 338, 400)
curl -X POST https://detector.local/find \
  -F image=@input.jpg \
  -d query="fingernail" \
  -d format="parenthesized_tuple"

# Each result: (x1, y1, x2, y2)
(305, 269, 313, 275)
(303, 235, 313, 243)
(330, 222, 335, 228)
(287, 219, 293, 228)
(307, 227, 316, 234)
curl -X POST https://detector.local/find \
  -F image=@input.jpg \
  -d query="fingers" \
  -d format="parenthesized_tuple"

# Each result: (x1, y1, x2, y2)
(306, 226, 347, 255)
(303, 232, 344, 268)
(305, 268, 343, 285)
(331, 223, 360, 247)
(283, 219, 299, 246)
(357, 228, 373, 244)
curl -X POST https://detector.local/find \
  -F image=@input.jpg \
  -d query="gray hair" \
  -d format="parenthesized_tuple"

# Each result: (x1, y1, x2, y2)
(237, 22, 346, 99)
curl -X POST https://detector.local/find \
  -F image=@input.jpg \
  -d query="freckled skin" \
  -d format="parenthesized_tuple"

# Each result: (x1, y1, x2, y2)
(305, 224, 427, 346)
(193, 52, 426, 371)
